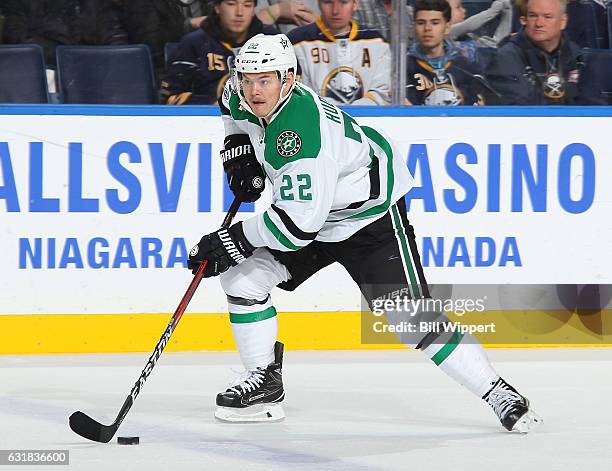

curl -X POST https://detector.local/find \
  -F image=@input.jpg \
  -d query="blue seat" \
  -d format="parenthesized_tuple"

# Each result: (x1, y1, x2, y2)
(164, 42, 179, 67)
(56, 45, 156, 104)
(0, 44, 49, 103)
(580, 49, 612, 104)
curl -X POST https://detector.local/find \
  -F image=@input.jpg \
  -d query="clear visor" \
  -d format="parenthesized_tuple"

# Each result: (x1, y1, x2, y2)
(238, 72, 283, 91)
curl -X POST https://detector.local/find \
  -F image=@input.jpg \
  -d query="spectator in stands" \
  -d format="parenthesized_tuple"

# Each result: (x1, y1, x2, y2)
(178, 0, 210, 29)
(117, 0, 188, 79)
(565, 0, 607, 49)
(406, 0, 486, 105)
(511, 0, 527, 31)
(353, 0, 415, 45)
(485, 0, 602, 104)
(448, 0, 514, 47)
(162, 0, 277, 104)
(288, 0, 391, 105)
(2, 0, 127, 68)
(257, 0, 318, 33)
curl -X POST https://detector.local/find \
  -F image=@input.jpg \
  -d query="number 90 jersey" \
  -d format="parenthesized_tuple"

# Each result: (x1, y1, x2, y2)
(287, 19, 391, 106)
(219, 81, 413, 252)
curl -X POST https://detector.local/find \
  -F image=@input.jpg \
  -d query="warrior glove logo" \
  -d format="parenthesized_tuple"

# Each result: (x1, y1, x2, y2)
(218, 229, 247, 264)
(221, 144, 253, 163)
(276, 130, 302, 157)
(189, 245, 199, 257)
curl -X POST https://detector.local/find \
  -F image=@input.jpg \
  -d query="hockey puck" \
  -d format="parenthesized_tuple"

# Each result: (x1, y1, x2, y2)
(117, 436, 139, 445)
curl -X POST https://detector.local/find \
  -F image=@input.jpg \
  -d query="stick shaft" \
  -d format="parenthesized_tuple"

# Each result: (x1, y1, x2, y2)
(70, 197, 244, 441)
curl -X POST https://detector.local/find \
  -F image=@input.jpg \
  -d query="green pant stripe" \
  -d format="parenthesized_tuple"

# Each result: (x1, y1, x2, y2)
(431, 330, 464, 366)
(229, 307, 277, 324)
(390, 204, 421, 298)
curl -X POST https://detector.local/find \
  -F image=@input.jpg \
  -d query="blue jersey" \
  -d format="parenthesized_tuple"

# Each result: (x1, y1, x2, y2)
(406, 50, 485, 106)
(162, 18, 276, 105)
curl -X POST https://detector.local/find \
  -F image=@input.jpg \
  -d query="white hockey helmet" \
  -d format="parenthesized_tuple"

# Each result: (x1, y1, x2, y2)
(232, 33, 298, 117)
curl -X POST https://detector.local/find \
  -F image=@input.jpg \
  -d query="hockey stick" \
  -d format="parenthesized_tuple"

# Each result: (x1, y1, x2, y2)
(69, 196, 244, 443)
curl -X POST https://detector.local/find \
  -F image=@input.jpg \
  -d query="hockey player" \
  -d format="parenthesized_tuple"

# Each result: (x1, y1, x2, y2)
(406, 0, 486, 106)
(162, 0, 277, 105)
(287, 0, 390, 105)
(187, 33, 542, 432)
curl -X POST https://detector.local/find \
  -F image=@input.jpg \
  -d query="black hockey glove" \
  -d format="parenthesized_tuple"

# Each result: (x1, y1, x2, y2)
(188, 222, 255, 277)
(221, 134, 266, 203)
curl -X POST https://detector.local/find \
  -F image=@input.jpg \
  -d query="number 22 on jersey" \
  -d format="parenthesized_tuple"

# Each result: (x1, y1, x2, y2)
(279, 174, 312, 201)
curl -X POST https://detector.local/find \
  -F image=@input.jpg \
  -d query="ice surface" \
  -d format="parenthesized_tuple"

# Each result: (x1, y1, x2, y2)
(1, 348, 611, 471)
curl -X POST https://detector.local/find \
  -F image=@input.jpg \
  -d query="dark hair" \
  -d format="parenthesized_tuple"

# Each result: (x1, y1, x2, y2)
(414, 0, 451, 22)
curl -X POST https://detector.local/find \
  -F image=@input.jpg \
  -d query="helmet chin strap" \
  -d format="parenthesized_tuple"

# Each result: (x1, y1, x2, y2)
(263, 80, 293, 119)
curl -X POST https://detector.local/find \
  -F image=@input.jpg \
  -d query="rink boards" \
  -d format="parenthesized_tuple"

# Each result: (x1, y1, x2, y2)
(0, 106, 611, 353)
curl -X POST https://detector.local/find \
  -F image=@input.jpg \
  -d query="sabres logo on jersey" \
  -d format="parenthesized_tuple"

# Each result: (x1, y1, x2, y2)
(412, 66, 465, 106)
(543, 73, 565, 100)
(424, 84, 464, 106)
(277, 130, 302, 157)
(322, 67, 364, 104)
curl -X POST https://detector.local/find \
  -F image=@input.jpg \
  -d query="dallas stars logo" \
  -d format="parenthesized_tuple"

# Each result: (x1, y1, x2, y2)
(280, 38, 289, 49)
(276, 130, 302, 157)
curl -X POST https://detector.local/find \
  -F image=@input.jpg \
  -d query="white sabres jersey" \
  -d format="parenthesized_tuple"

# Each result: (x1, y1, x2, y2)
(219, 81, 413, 252)
(287, 18, 391, 106)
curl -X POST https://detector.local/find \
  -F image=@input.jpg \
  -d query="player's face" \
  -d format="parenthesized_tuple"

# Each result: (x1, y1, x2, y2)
(216, 0, 256, 36)
(319, 0, 359, 35)
(525, 0, 567, 51)
(242, 72, 293, 118)
(447, 0, 466, 24)
(415, 11, 451, 51)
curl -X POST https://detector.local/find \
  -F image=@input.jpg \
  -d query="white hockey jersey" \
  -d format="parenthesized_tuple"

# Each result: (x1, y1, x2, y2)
(219, 81, 413, 252)
(287, 18, 391, 106)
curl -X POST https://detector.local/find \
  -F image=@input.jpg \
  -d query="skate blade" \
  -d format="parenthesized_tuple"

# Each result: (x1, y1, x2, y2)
(512, 409, 543, 433)
(215, 404, 285, 423)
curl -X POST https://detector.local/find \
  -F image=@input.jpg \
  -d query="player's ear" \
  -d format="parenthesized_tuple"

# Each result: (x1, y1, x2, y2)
(353, 0, 360, 12)
(286, 71, 295, 88)
(281, 71, 295, 96)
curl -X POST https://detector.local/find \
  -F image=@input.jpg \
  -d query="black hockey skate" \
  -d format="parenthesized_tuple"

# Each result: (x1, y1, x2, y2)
(214, 341, 285, 422)
(483, 378, 542, 433)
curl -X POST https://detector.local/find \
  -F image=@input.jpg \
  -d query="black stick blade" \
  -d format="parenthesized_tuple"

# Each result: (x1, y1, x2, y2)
(69, 411, 117, 443)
